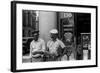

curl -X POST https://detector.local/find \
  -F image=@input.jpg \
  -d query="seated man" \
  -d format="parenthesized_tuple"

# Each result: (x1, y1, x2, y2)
(47, 29, 66, 61)
(30, 31, 46, 62)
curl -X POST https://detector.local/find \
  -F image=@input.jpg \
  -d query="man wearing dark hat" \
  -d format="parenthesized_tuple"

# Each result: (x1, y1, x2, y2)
(30, 31, 46, 62)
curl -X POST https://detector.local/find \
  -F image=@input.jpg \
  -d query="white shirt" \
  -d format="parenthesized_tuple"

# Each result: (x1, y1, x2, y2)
(47, 39, 65, 55)
(30, 38, 45, 57)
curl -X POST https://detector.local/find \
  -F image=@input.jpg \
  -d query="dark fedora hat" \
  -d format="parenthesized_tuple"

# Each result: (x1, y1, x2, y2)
(32, 30, 39, 35)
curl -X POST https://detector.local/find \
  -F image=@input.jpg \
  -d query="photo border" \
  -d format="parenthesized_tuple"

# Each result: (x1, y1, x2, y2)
(11, 1, 98, 72)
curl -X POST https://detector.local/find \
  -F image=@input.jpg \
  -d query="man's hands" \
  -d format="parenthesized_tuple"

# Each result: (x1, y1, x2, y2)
(31, 50, 44, 58)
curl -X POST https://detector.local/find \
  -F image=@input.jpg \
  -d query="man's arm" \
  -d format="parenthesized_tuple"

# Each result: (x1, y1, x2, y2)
(30, 43, 33, 57)
(46, 41, 50, 52)
(57, 40, 66, 56)
(41, 40, 46, 52)
(59, 40, 66, 49)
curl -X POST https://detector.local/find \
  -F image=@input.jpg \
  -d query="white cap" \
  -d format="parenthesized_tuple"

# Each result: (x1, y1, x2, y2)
(50, 29, 58, 34)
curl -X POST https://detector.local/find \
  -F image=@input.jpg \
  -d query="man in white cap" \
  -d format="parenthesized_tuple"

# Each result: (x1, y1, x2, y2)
(47, 29, 66, 61)
(30, 31, 46, 62)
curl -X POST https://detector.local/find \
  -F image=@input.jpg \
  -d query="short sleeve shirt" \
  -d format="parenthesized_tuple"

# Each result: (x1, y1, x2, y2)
(47, 39, 65, 55)
(30, 38, 45, 53)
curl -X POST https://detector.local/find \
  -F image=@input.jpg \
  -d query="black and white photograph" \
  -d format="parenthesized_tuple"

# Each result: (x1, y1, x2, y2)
(11, 1, 97, 72)
(22, 10, 91, 63)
